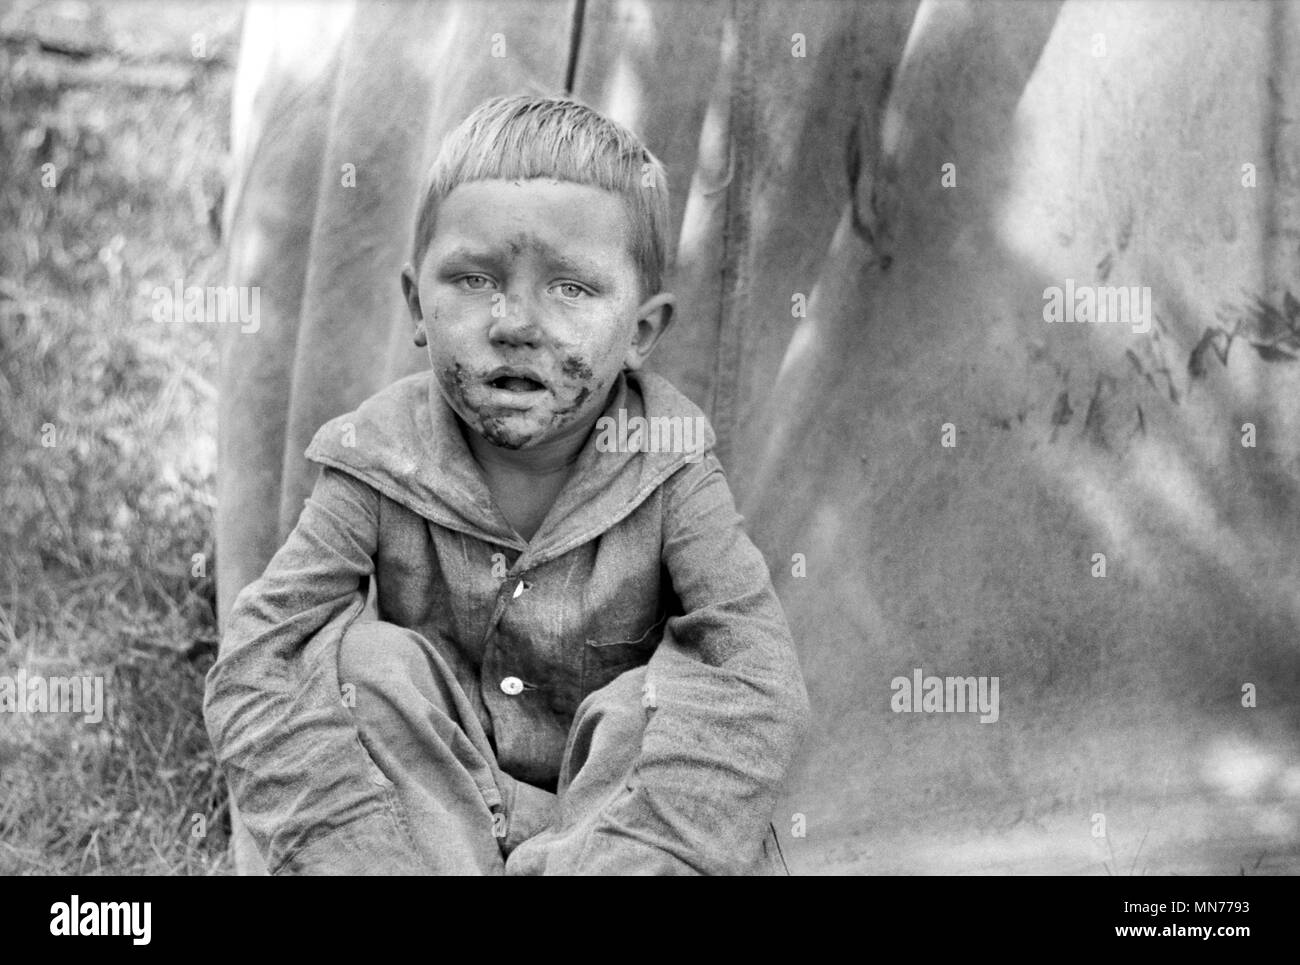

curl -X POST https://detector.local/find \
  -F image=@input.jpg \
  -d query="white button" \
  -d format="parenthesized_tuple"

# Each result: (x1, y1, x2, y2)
(512, 582, 526, 599)
(500, 676, 524, 696)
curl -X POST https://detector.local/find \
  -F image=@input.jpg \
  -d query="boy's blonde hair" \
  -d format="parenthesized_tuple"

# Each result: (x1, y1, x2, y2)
(412, 95, 671, 297)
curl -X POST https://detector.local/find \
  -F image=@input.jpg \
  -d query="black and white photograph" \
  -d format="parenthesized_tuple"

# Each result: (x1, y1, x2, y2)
(0, 0, 1296, 911)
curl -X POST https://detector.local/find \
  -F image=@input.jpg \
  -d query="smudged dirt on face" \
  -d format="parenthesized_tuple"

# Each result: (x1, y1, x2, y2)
(561, 354, 594, 381)
(436, 355, 605, 450)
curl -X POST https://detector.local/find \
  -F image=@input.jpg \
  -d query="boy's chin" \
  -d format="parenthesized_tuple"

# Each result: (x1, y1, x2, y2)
(465, 408, 587, 452)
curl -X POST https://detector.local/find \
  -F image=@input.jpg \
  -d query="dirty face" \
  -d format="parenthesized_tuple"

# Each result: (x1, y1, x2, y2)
(405, 179, 653, 452)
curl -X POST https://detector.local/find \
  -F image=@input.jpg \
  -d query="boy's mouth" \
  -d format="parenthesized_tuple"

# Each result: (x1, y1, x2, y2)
(482, 365, 549, 404)
(489, 375, 545, 392)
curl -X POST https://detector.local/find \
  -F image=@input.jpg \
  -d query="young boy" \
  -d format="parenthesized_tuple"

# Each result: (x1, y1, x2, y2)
(203, 95, 809, 875)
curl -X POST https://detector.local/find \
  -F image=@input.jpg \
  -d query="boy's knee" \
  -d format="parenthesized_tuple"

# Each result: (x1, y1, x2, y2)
(337, 619, 474, 736)
(338, 620, 423, 698)
(338, 620, 459, 730)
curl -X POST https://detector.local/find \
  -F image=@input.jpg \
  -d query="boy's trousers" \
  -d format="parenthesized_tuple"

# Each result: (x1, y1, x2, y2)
(298, 620, 786, 875)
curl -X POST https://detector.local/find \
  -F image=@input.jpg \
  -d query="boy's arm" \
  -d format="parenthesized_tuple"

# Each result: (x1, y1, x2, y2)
(204, 466, 423, 874)
(573, 451, 811, 875)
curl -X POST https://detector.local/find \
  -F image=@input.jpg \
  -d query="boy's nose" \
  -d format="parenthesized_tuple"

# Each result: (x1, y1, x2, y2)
(487, 294, 543, 348)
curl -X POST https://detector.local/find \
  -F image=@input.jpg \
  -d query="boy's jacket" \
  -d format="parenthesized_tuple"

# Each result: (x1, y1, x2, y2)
(204, 369, 809, 874)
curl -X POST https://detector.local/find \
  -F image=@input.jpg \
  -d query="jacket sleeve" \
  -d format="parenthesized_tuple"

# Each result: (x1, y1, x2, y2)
(203, 466, 424, 874)
(572, 451, 811, 875)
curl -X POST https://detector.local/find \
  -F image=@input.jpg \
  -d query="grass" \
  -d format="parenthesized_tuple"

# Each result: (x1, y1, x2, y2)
(0, 0, 241, 875)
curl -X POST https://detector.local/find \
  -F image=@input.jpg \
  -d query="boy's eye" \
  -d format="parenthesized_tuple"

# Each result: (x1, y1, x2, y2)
(456, 274, 494, 291)
(553, 282, 588, 299)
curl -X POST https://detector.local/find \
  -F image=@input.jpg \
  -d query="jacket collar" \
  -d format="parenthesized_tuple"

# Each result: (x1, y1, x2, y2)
(305, 368, 716, 568)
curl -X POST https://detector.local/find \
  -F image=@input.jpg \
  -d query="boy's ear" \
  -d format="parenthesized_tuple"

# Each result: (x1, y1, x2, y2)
(623, 292, 676, 371)
(401, 264, 427, 347)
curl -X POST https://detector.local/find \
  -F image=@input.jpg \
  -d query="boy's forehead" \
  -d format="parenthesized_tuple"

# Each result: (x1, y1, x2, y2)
(425, 178, 637, 265)
(435, 177, 630, 223)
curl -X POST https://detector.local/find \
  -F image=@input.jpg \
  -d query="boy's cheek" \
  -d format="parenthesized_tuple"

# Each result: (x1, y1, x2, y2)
(422, 300, 476, 338)
(435, 360, 478, 409)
